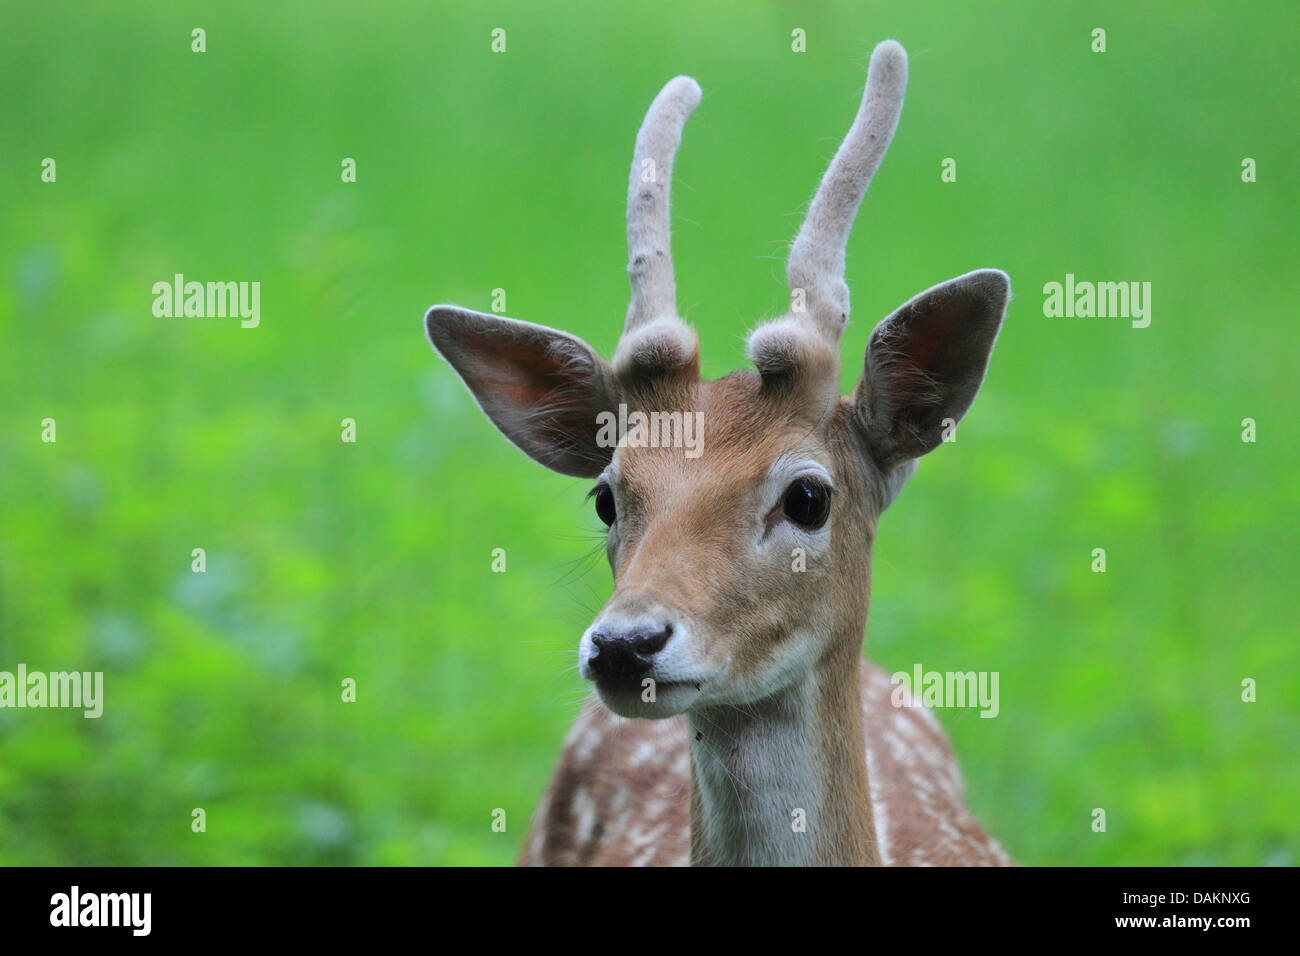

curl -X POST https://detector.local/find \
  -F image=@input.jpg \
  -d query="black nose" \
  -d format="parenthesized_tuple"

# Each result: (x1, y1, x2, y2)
(589, 623, 674, 682)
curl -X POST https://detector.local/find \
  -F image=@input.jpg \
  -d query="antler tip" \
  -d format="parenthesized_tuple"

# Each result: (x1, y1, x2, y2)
(869, 39, 908, 78)
(659, 75, 703, 114)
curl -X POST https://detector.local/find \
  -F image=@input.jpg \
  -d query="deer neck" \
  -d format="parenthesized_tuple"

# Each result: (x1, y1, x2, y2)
(686, 637, 878, 866)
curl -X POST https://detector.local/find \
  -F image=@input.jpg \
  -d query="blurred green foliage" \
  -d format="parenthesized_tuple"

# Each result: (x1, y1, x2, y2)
(0, 0, 1296, 865)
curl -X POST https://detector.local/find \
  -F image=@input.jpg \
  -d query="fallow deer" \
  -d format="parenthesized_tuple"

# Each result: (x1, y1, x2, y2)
(426, 39, 1012, 866)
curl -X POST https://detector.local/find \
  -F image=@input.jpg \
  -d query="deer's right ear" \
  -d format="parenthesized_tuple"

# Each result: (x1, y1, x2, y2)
(425, 305, 621, 478)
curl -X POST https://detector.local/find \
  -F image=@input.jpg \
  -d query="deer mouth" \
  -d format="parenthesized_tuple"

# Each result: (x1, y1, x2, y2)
(592, 675, 703, 719)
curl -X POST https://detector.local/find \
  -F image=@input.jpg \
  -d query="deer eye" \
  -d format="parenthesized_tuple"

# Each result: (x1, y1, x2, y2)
(592, 484, 617, 527)
(781, 477, 832, 529)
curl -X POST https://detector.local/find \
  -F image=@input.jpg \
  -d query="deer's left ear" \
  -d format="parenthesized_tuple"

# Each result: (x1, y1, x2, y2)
(851, 269, 1010, 469)
(426, 305, 621, 478)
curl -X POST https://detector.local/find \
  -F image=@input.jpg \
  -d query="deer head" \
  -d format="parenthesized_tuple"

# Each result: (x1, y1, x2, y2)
(426, 40, 1009, 727)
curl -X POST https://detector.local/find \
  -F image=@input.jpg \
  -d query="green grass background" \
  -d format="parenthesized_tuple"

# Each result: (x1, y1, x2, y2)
(0, 0, 1296, 865)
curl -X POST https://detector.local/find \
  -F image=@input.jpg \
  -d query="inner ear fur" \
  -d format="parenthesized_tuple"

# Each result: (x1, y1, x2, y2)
(852, 269, 1009, 468)
(425, 305, 621, 478)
